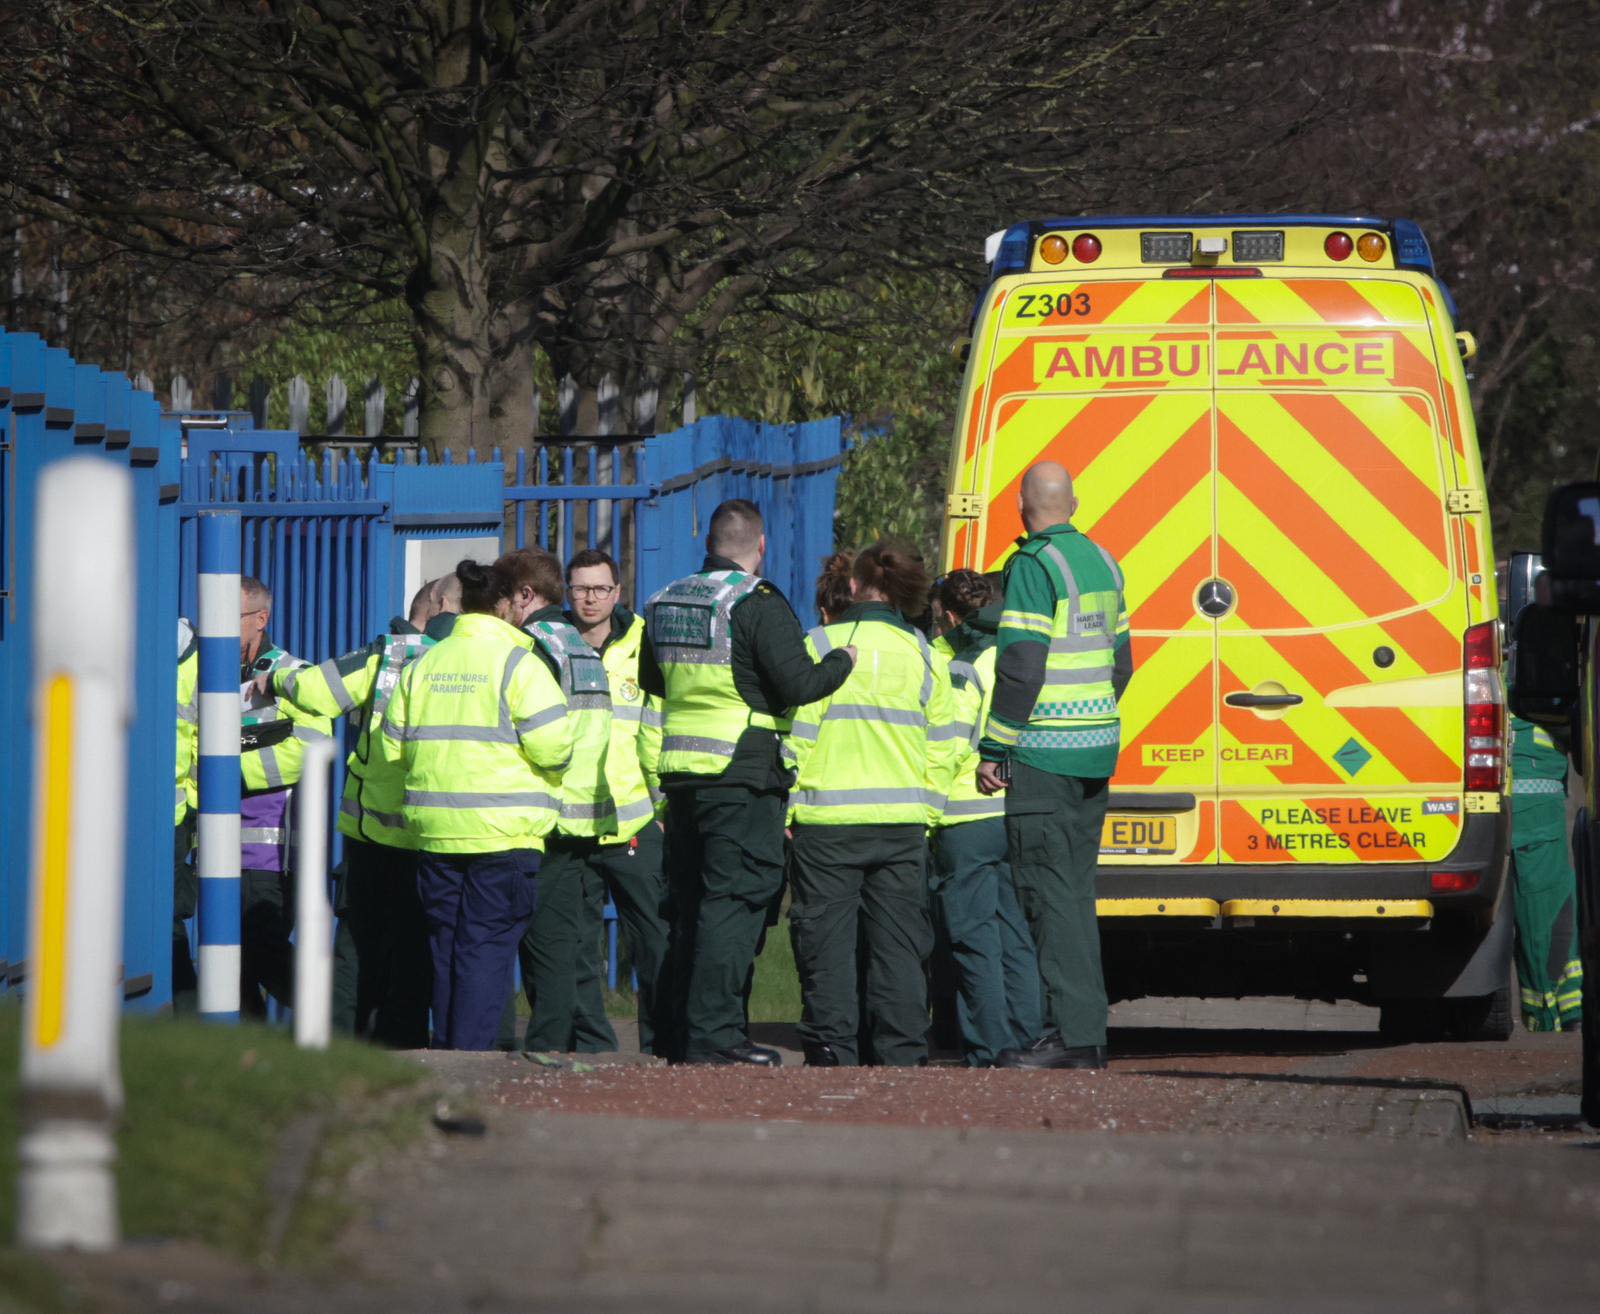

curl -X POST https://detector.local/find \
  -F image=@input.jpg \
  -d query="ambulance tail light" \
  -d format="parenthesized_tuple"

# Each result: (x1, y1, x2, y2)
(1325, 231, 1354, 261)
(1072, 233, 1102, 263)
(1463, 621, 1505, 793)
(1430, 870, 1480, 895)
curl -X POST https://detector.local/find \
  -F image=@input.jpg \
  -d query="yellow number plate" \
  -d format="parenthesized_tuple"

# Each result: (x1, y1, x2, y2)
(1100, 814, 1177, 857)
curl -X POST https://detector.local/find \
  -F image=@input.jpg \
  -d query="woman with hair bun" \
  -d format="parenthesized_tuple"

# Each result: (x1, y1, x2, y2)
(814, 552, 855, 625)
(784, 540, 957, 1066)
(927, 570, 1043, 1066)
(381, 557, 574, 1049)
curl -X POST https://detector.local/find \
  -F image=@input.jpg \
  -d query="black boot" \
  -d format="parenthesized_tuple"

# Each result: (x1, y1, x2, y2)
(802, 1042, 840, 1067)
(692, 1040, 784, 1066)
(995, 1032, 1107, 1070)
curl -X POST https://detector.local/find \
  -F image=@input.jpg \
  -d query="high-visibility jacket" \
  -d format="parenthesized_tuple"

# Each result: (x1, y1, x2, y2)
(381, 611, 573, 854)
(645, 570, 790, 778)
(525, 616, 615, 839)
(935, 644, 1004, 826)
(274, 618, 439, 849)
(785, 605, 957, 827)
(597, 612, 663, 844)
(982, 525, 1126, 777)
(176, 620, 198, 824)
(241, 643, 337, 872)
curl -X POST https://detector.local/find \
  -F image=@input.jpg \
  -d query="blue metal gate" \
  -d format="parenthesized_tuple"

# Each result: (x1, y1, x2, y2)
(1, 329, 845, 1014)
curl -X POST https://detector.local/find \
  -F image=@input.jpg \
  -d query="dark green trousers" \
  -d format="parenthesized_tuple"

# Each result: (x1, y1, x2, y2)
(790, 823, 932, 1067)
(241, 868, 294, 1018)
(663, 786, 786, 1060)
(331, 839, 432, 1048)
(1512, 795, 1583, 1031)
(172, 815, 197, 1015)
(931, 817, 1043, 1066)
(1004, 765, 1110, 1049)
(520, 826, 670, 1053)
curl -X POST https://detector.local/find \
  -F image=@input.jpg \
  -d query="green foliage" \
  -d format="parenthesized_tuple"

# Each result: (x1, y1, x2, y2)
(0, 1008, 425, 1266)
(233, 301, 415, 434)
(702, 280, 971, 558)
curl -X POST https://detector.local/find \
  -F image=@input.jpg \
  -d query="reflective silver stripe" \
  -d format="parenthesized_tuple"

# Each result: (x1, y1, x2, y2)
(500, 645, 528, 732)
(293, 724, 333, 744)
(242, 827, 286, 845)
(405, 788, 559, 810)
(343, 794, 407, 832)
(175, 783, 188, 806)
(258, 745, 284, 789)
(661, 734, 739, 758)
(948, 660, 981, 691)
(1038, 541, 1081, 610)
(400, 724, 519, 743)
(949, 720, 976, 740)
(943, 797, 1002, 817)
(1092, 541, 1124, 592)
(247, 706, 285, 724)
(822, 703, 926, 728)
(1048, 632, 1110, 655)
(642, 706, 664, 727)
(382, 716, 405, 743)
(1040, 664, 1115, 687)
(319, 658, 357, 713)
(914, 628, 933, 708)
(649, 648, 726, 666)
(612, 704, 644, 723)
(615, 795, 657, 825)
(561, 799, 619, 821)
(1511, 778, 1564, 796)
(514, 704, 566, 736)
(792, 787, 937, 809)
(177, 701, 198, 725)
(809, 625, 834, 657)
(790, 722, 819, 742)
(927, 723, 964, 742)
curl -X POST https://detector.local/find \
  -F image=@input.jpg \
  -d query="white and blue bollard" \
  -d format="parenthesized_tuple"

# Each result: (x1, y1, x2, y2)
(196, 511, 242, 1022)
(293, 737, 337, 1050)
(18, 458, 135, 1250)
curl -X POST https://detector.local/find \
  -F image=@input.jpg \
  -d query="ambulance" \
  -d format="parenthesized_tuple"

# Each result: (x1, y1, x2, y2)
(942, 216, 1512, 1039)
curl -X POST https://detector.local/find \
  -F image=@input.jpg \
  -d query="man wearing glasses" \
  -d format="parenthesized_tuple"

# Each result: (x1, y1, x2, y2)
(564, 550, 671, 1055)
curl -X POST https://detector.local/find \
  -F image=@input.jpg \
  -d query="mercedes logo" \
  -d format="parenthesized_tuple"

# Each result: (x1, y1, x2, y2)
(1196, 578, 1236, 618)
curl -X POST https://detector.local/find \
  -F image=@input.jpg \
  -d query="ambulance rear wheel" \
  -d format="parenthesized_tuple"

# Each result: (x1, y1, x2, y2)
(1443, 983, 1515, 1043)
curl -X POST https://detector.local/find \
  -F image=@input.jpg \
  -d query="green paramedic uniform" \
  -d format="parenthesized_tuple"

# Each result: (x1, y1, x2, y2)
(1510, 716, 1583, 1031)
(517, 605, 665, 1054)
(642, 555, 853, 1062)
(979, 522, 1132, 1051)
(929, 601, 1043, 1066)
(785, 602, 956, 1066)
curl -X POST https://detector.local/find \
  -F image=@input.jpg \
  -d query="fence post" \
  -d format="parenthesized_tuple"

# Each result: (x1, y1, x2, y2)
(17, 458, 134, 1251)
(288, 376, 310, 435)
(196, 512, 242, 1022)
(364, 377, 385, 438)
(293, 738, 337, 1050)
(326, 374, 348, 436)
(170, 373, 192, 413)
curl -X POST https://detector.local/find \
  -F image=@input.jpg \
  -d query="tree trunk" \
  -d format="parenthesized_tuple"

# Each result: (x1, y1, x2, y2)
(409, 223, 494, 462)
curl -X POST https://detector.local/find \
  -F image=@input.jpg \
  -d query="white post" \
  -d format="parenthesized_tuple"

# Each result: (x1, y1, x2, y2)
(18, 457, 135, 1252)
(293, 738, 337, 1050)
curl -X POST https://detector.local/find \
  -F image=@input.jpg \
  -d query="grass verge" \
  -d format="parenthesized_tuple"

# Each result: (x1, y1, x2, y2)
(0, 1007, 429, 1273)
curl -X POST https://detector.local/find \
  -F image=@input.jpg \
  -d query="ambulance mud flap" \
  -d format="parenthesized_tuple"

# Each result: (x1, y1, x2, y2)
(1366, 875, 1514, 1000)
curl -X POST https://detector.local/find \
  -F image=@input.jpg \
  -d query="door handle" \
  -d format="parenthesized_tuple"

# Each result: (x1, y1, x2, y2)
(1224, 691, 1303, 708)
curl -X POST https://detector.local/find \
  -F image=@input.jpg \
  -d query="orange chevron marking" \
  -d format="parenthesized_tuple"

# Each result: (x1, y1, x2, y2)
(1037, 281, 1141, 327)
(984, 394, 1161, 557)
(1128, 540, 1213, 632)
(1081, 415, 1211, 558)
(1221, 805, 1288, 863)
(1119, 660, 1214, 786)
(1218, 413, 1445, 622)
(1283, 280, 1397, 324)
(1271, 393, 1448, 566)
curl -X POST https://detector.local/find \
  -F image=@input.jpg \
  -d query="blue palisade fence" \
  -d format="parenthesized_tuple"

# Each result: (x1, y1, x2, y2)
(0, 330, 845, 1012)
